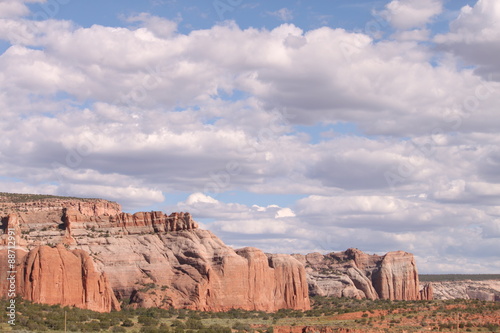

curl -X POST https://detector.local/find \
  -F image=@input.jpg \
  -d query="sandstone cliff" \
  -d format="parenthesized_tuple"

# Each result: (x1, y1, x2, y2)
(76, 229, 309, 312)
(293, 248, 431, 301)
(0, 193, 310, 312)
(0, 245, 119, 312)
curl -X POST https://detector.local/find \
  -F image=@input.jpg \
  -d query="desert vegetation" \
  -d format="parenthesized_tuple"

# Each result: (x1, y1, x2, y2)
(1, 296, 499, 332)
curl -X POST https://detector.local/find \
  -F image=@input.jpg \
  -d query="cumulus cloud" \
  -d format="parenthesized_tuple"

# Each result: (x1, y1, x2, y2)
(294, 194, 489, 232)
(380, 0, 443, 30)
(0, 0, 42, 19)
(61, 184, 165, 211)
(434, 0, 500, 80)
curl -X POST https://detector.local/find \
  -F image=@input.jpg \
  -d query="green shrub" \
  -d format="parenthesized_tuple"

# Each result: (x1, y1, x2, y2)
(122, 318, 135, 327)
(186, 318, 204, 329)
(138, 314, 160, 326)
(232, 322, 251, 331)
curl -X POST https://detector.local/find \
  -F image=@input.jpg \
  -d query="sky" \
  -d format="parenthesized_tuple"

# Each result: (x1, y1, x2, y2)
(0, 0, 499, 273)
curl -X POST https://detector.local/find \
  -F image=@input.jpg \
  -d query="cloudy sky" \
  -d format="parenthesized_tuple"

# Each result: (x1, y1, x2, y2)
(1, 0, 499, 273)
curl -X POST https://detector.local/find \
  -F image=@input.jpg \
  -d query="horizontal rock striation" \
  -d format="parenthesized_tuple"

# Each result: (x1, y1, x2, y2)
(0, 195, 121, 221)
(293, 248, 429, 301)
(64, 210, 198, 237)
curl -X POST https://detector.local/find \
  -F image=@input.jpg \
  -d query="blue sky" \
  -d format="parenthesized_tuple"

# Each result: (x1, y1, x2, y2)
(1, 0, 500, 273)
(26, 0, 475, 36)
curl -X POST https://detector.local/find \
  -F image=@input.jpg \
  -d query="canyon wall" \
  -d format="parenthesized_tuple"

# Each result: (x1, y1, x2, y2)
(0, 192, 435, 313)
(0, 194, 310, 312)
(293, 248, 432, 301)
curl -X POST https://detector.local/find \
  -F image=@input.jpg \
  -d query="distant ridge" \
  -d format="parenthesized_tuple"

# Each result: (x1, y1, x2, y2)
(420, 274, 500, 282)
(0, 192, 110, 203)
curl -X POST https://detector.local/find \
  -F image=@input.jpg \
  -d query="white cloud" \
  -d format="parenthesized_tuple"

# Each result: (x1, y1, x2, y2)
(0, 0, 42, 19)
(185, 192, 219, 205)
(440, 0, 500, 43)
(275, 207, 295, 218)
(2, 18, 498, 136)
(434, 0, 500, 80)
(380, 0, 443, 30)
(294, 194, 490, 233)
(62, 184, 165, 211)
(170, 194, 307, 245)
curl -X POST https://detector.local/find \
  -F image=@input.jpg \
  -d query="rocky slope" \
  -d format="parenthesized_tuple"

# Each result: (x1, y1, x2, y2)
(293, 249, 432, 301)
(0, 193, 309, 312)
(425, 280, 500, 301)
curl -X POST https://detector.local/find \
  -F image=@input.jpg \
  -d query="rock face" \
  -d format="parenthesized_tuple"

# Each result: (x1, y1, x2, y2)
(77, 230, 309, 312)
(372, 251, 420, 300)
(0, 245, 119, 312)
(0, 193, 310, 312)
(419, 283, 434, 301)
(293, 248, 428, 301)
(426, 280, 500, 301)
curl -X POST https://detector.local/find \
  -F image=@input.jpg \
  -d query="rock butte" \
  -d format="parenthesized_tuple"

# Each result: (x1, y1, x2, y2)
(0, 194, 431, 313)
(292, 249, 433, 301)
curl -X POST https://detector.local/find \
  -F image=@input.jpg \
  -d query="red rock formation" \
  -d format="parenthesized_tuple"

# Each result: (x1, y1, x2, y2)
(1, 193, 310, 312)
(419, 283, 433, 300)
(112, 211, 198, 231)
(197, 247, 309, 311)
(63, 209, 198, 235)
(372, 251, 420, 300)
(0, 245, 120, 312)
(119, 234, 310, 312)
(0, 214, 21, 245)
(294, 248, 428, 301)
(0, 197, 121, 223)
